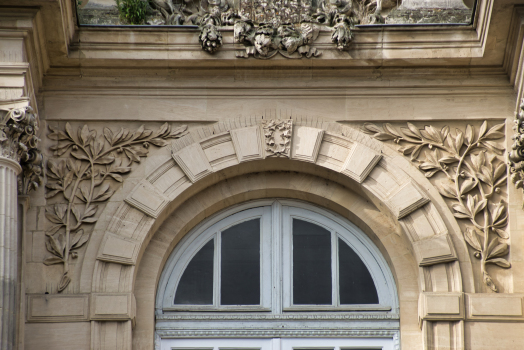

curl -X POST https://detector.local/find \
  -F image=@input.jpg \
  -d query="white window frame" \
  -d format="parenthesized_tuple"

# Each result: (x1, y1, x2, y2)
(282, 205, 396, 311)
(161, 206, 273, 311)
(157, 199, 399, 314)
(159, 337, 397, 350)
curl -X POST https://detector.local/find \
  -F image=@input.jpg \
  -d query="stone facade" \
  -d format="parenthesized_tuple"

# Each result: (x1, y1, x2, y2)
(2, 0, 524, 349)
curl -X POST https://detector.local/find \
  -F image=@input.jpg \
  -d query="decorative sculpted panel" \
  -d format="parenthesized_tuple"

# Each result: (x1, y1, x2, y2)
(363, 121, 508, 292)
(154, 0, 390, 56)
(45, 123, 188, 292)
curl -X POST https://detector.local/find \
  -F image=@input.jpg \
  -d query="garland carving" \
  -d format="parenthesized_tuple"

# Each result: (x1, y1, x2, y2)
(45, 123, 188, 292)
(362, 121, 508, 292)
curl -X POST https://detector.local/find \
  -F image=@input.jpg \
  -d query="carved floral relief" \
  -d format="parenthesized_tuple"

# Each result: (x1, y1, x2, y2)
(362, 121, 508, 292)
(45, 123, 188, 292)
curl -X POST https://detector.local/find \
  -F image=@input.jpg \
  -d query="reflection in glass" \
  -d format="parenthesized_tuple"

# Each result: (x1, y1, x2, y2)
(339, 238, 379, 304)
(174, 239, 214, 305)
(221, 219, 261, 305)
(293, 219, 332, 305)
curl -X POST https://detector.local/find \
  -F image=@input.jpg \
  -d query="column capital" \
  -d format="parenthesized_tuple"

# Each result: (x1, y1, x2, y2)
(0, 105, 42, 194)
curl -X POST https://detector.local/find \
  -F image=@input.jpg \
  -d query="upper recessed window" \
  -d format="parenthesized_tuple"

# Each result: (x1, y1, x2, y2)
(159, 201, 396, 313)
(77, 0, 476, 26)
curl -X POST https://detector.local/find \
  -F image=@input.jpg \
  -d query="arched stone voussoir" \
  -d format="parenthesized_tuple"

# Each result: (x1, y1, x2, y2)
(91, 120, 469, 295)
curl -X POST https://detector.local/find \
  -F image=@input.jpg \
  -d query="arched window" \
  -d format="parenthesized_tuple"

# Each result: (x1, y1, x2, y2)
(156, 200, 399, 349)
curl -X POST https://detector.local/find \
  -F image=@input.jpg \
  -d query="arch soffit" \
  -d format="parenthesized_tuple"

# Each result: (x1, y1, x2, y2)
(87, 120, 473, 310)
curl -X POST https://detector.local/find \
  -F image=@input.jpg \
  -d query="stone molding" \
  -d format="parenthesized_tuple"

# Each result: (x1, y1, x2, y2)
(95, 118, 460, 273)
(98, 120, 457, 266)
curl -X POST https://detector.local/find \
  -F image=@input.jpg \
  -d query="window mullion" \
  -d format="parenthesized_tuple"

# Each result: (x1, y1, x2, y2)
(332, 231, 338, 307)
(272, 201, 283, 314)
(215, 233, 221, 308)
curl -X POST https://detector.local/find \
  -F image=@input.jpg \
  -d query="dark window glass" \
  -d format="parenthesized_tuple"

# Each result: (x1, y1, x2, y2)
(339, 238, 379, 304)
(293, 219, 332, 305)
(174, 239, 214, 305)
(220, 219, 261, 305)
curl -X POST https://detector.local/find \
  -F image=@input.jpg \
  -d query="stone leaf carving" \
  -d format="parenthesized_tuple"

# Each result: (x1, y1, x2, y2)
(362, 121, 508, 292)
(0, 106, 43, 195)
(263, 119, 292, 157)
(509, 100, 524, 207)
(45, 123, 188, 292)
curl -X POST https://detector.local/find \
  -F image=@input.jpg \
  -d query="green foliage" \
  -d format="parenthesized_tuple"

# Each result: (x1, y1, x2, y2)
(116, 0, 147, 25)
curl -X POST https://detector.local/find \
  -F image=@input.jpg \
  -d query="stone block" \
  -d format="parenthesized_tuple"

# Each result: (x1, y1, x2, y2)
(231, 126, 265, 162)
(172, 143, 213, 182)
(386, 180, 430, 219)
(414, 234, 458, 266)
(201, 132, 239, 170)
(316, 132, 352, 171)
(419, 292, 464, 323)
(340, 143, 382, 183)
(291, 126, 324, 163)
(27, 294, 89, 322)
(466, 293, 524, 320)
(124, 180, 168, 218)
(97, 233, 140, 265)
(90, 293, 136, 321)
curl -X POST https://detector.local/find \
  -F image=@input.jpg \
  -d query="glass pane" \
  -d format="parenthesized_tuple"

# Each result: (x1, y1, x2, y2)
(221, 219, 261, 305)
(293, 219, 332, 305)
(339, 238, 379, 304)
(174, 239, 214, 305)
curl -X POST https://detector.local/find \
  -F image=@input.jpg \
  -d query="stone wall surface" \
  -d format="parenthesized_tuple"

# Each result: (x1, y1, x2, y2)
(3, 0, 524, 349)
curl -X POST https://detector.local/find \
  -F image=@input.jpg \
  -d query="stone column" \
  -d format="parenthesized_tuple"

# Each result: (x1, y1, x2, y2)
(0, 106, 42, 350)
(0, 157, 21, 350)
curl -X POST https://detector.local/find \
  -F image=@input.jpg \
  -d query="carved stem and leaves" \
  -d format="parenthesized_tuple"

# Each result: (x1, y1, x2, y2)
(45, 123, 188, 292)
(362, 121, 508, 292)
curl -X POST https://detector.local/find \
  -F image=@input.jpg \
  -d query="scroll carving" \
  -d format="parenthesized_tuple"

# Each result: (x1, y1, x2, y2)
(45, 123, 188, 292)
(263, 120, 292, 157)
(509, 100, 524, 207)
(363, 121, 508, 292)
(0, 106, 43, 194)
